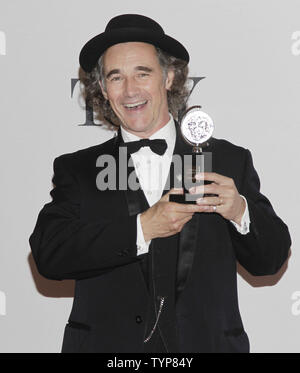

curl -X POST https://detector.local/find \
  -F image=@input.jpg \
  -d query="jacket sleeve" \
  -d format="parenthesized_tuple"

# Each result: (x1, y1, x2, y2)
(229, 149, 291, 276)
(29, 155, 140, 281)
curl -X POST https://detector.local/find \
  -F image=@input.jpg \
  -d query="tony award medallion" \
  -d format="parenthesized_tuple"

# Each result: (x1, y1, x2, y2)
(170, 106, 214, 204)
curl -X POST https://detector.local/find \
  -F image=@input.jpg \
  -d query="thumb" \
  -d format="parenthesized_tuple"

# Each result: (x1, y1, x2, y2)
(161, 188, 184, 202)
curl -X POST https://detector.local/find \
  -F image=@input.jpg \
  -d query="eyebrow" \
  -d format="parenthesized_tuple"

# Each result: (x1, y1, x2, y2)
(106, 69, 120, 80)
(135, 66, 153, 73)
(105, 66, 153, 80)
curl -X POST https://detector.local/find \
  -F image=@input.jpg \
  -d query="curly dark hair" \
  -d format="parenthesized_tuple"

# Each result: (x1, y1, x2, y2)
(79, 46, 189, 127)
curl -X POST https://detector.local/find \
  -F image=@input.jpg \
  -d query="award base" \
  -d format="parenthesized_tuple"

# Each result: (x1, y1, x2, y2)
(169, 193, 202, 204)
(169, 190, 217, 204)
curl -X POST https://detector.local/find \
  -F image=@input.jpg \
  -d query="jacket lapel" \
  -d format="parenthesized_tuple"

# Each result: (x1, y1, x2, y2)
(171, 122, 199, 301)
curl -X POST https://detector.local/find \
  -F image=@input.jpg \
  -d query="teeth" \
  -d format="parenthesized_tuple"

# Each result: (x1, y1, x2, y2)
(124, 100, 147, 108)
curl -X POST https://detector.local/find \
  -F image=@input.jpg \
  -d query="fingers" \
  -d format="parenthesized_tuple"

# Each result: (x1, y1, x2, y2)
(189, 183, 221, 196)
(196, 196, 224, 206)
(195, 172, 234, 185)
(161, 188, 213, 214)
(168, 188, 184, 195)
(171, 203, 209, 214)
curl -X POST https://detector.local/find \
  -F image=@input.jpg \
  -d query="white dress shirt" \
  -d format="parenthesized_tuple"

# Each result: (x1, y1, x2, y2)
(120, 114, 250, 256)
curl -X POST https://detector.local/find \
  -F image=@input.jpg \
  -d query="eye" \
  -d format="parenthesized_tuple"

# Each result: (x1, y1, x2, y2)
(138, 73, 150, 78)
(110, 76, 121, 82)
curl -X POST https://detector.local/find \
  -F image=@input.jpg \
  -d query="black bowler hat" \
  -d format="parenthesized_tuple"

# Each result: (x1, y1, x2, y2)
(79, 14, 190, 73)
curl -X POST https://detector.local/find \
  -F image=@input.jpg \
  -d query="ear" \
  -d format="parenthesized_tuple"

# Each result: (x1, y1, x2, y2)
(165, 69, 175, 91)
(99, 81, 108, 100)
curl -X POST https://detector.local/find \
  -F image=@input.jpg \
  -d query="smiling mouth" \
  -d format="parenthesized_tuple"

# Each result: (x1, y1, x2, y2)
(123, 100, 148, 110)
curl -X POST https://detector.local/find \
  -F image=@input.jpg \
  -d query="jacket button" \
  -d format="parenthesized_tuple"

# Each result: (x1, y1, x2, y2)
(135, 315, 143, 324)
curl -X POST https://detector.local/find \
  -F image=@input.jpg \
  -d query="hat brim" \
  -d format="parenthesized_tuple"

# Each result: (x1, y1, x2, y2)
(79, 28, 189, 73)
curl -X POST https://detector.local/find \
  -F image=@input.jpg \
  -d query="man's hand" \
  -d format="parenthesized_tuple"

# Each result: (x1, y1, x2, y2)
(189, 172, 246, 225)
(140, 188, 205, 242)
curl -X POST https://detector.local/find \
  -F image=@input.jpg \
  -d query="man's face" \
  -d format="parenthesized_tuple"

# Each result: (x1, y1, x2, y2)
(100, 42, 174, 138)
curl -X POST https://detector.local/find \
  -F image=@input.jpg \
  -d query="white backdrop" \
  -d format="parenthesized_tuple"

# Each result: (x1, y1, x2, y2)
(0, 0, 299, 352)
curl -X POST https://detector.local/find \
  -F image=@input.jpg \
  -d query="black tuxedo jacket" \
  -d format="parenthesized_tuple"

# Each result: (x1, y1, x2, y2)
(29, 123, 291, 353)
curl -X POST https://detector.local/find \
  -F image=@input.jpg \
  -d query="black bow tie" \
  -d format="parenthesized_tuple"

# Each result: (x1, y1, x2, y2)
(124, 138, 168, 156)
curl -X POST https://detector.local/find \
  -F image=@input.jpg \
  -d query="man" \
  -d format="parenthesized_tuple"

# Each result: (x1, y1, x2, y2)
(29, 14, 291, 353)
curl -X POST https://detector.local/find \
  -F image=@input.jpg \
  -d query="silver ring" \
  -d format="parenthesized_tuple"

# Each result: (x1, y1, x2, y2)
(213, 205, 217, 212)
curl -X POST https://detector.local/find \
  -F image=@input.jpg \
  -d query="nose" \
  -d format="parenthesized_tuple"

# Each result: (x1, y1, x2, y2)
(123, 77, 140, 98)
